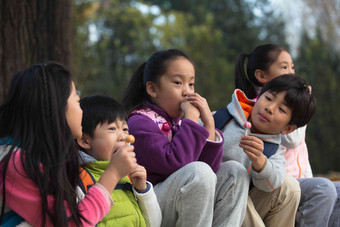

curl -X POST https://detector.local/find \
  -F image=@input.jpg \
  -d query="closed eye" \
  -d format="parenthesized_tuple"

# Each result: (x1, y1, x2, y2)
(279, 107, 287, 114)
(265, 95, 272, 101)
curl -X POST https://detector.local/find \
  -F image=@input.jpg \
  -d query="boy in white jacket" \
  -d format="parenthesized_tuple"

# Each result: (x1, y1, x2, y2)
(220, 74, 316, 227)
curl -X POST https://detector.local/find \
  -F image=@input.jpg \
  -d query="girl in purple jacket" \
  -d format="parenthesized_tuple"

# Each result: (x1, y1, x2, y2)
(122, 49, 249, 227)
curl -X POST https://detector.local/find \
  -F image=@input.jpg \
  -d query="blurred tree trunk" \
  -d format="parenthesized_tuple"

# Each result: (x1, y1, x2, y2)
(0, 0, 73, 103)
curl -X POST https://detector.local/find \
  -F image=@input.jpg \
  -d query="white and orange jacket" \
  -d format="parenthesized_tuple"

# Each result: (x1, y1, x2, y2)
(221, 89, 287, 192)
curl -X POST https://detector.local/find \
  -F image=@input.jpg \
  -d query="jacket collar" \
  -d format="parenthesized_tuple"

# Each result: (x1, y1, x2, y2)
(145, 101, 181, 126)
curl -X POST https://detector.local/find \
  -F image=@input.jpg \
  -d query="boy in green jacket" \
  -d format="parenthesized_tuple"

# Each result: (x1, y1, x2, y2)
(77, 95, 161, 227)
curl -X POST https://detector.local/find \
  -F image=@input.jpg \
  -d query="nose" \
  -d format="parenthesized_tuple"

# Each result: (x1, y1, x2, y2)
(182, 84, 191, 96)
(118, 131, 127, 142)
(265, 103, 274, 114)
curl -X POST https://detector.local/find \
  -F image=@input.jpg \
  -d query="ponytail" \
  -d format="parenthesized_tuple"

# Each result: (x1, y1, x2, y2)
(234, 53, 258, 99)
(121, 62, 148, 113)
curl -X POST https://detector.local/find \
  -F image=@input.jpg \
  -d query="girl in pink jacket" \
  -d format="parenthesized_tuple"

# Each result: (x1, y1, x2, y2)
(0, 62, 139, 226)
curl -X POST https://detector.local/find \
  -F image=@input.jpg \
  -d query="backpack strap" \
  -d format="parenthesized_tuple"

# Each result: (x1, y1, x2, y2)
(114, 182, 133, 192)
(132, 108, 174, 141)
(263, 142, 278, 159)
(79, 167, 96, 194)
(1, 210, 25, 227)
(213, 108, 233, 130)
(79, 167, 133, 195)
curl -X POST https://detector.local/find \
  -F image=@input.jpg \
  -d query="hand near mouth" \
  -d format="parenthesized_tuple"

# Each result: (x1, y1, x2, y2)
(181, 99, 200, 122)
(184, 93, 215, 141)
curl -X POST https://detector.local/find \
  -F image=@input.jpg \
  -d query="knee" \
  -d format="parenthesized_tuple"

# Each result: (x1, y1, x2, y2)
(311, 177, 337, 202)
(283, 174, 301, 192)
(219, 160, 249, 180)
(183, 161, 217, 186)
(281, 175, 301, 202)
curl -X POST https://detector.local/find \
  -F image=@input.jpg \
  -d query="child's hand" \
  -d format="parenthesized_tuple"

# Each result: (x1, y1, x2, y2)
(185, 93, 215, 141)
(109, 145, 138, 177)
(239, 135, 266, 172)
(181, 100, 200, 122)
(129, 165, 147, 191)
(98, 145, 138, 193)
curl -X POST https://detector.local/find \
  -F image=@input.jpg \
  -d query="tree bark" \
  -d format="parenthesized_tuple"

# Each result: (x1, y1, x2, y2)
(0, 0, 73, 103)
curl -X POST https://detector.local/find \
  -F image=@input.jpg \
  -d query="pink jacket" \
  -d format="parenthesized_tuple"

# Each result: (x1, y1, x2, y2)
(0, 149, 113, 226)
(282, 126, 313, 179)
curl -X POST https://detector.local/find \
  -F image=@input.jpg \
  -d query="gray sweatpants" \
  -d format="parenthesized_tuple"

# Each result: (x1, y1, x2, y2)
(154, 161, 249, 227)
(296, 177, 337, 227)
(328, 181, 340, 227)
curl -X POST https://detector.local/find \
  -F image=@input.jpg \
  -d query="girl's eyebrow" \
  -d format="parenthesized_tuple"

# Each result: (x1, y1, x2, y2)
(170, 74, 195, 80)
(279, 61, 294, 65)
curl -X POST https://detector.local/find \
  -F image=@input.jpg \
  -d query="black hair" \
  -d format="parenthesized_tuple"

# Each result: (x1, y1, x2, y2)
(259, 74, 316, 127)
(0, 62, 85, 226)
(80, 95, 127, 138)
(235, 44, 287, 99)
(121, 49, 193, 114)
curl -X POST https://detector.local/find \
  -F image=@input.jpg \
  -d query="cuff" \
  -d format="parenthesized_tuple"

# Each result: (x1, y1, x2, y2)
(207, 129, 223, 143)
(133, 181, 152, 194)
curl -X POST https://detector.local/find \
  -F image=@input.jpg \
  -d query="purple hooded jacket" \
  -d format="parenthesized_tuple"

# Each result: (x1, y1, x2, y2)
(128, 102, 224, 185)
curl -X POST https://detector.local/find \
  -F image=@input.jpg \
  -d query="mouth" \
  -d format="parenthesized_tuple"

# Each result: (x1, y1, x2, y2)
(258, 113, 269, 122)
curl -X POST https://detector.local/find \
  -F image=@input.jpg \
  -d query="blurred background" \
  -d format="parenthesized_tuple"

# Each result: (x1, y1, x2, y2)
(1, 0, 339, 177)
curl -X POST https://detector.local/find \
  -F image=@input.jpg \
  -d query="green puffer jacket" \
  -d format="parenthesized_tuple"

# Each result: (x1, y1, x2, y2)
(84, 161, 146, 227)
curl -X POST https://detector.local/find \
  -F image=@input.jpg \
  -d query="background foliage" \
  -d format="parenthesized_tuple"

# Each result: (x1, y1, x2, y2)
(74, 0, 340, 174)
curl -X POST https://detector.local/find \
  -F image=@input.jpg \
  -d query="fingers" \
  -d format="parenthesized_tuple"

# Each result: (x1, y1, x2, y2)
(185, 93, 213, 124)
(239, 135, 264, 157)
(110, 145, 138, 178)
(129, 165, 147, 191)
(129, 165, 147, 179)
(185, 93, 209, 110)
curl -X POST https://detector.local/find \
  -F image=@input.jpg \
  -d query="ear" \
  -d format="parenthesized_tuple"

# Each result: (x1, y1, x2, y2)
(281, 124, 297, 135)
(146, 81, 157, 98)
(254, 69, 269, 84)
(76, 133, 92, 150)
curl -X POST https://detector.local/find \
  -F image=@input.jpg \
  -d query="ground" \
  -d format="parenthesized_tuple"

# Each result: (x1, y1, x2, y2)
(316, 171, 340, 182)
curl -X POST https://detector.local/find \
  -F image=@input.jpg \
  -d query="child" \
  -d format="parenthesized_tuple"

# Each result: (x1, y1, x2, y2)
(76, 95, 161, 227)
(219, 74, 311, 226)
(122, 49, 249, 226)
(0, 62, 139, 226)
(234, 43, 338, 227)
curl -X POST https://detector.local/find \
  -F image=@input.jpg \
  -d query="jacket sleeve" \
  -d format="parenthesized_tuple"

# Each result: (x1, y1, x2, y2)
(128, 115, 222, 176)
(133, 181, 162, 227)
(1, 151, 111, 227)
(197, 129, 224, 172)
(251, 145, 286, 192)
